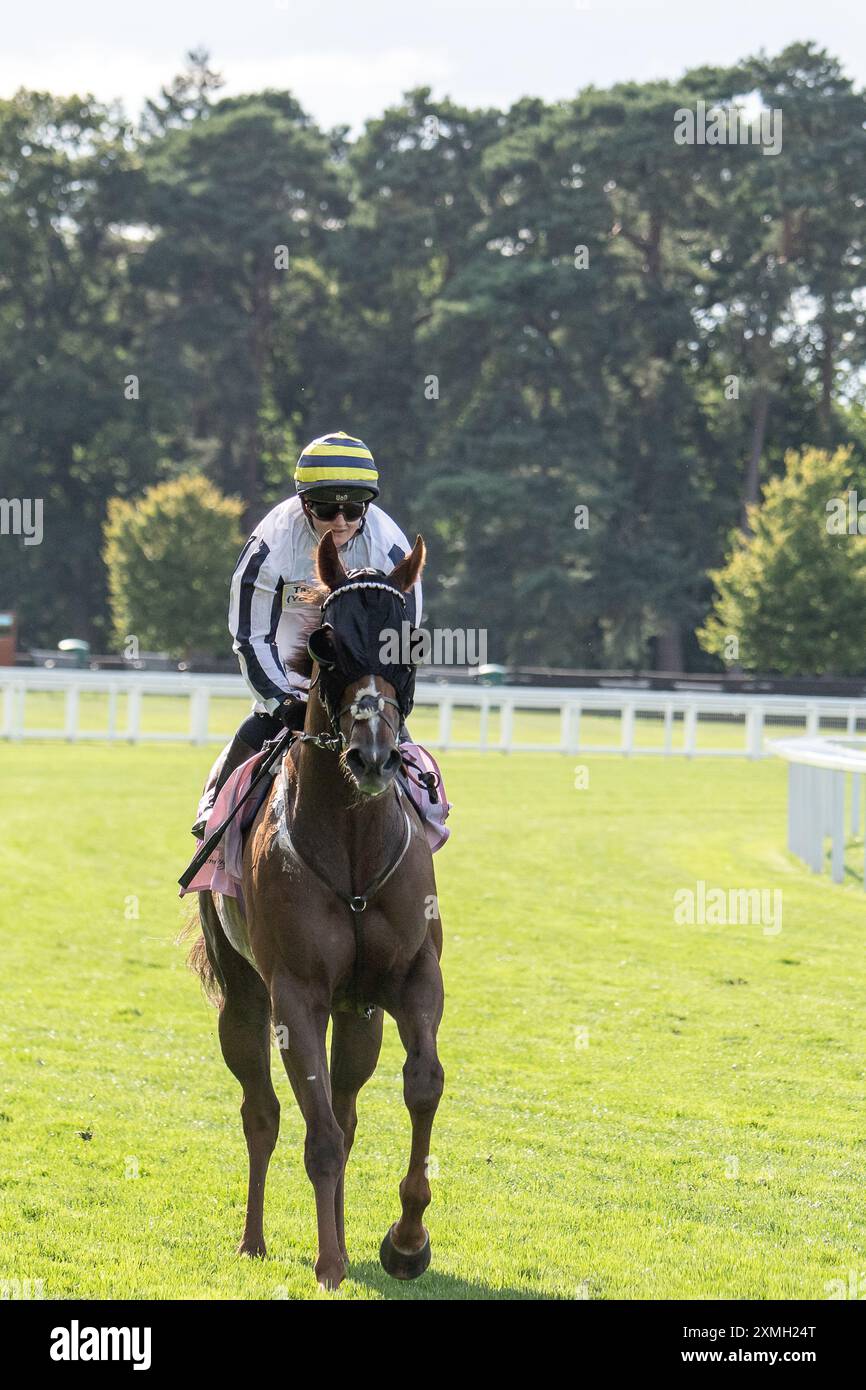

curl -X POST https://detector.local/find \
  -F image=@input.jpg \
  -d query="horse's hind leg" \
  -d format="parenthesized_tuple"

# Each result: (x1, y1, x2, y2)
(220, 969, 280, 1258)
(329, 1007, 384, 1265)
(380, 944, 445, 1280)
(201, 898, 280, 1258)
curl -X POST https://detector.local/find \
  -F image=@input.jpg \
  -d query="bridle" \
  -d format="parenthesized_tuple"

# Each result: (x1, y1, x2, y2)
(303, 579, 412, 752)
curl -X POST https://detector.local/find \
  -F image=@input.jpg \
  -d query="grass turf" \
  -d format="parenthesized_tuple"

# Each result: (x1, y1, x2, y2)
(0, 742, 864, 1300)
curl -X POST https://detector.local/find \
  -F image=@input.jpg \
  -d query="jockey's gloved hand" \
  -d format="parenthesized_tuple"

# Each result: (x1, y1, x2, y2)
(276, 696, 308, 732)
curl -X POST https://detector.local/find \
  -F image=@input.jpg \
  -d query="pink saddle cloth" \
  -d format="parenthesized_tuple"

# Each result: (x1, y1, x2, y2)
(179, 750, 273, 901)
(398, 743, 452, 853)
(179, 741, 451, 902)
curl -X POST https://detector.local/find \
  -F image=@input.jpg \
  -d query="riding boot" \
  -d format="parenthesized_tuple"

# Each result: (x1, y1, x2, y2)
(190, 734, 258, 839)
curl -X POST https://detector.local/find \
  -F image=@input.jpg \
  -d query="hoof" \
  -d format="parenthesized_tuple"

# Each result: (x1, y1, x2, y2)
(238, 1237, 267, 1259)
(379, 1225, 431, 1280)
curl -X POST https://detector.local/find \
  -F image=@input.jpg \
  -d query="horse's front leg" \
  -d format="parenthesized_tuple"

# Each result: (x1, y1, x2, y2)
(271, 971, 346, 1290)
(380, 941, 445, 1280)
(330, 1007, 384, 1266)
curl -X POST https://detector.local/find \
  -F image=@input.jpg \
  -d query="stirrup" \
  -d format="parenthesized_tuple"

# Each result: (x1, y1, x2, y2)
(191, 798, 215, 840)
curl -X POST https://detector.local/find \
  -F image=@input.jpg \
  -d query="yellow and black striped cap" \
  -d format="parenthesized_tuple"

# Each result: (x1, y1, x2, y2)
(294, 431, 379, 499)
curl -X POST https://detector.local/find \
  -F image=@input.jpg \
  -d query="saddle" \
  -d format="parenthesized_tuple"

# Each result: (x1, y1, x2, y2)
(179, 740, 451, 908)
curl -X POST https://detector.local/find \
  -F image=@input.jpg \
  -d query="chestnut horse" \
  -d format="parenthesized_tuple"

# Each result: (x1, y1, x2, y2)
(189, 532, 445, 1291)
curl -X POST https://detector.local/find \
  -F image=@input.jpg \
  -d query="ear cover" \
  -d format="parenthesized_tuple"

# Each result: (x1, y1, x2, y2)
(311, 575, 419, 723)
(307, 624, 337, 670)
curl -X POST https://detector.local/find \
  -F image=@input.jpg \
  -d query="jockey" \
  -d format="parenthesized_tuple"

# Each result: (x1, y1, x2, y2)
(192, 431, 422, 837)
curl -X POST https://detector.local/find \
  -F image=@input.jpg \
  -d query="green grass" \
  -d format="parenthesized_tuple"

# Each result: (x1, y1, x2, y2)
(1, 741, 865, 1300)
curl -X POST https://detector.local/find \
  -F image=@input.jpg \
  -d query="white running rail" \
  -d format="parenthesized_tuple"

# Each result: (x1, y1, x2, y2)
(770, 735, 866, 886)
(3, 669, 866, 757)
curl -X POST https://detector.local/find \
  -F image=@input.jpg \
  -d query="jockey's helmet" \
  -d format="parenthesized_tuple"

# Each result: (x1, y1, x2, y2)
(294, 431, 379, 503)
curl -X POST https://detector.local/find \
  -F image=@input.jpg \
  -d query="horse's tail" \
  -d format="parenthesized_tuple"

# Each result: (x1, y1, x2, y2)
(178, 904, 224, 1007)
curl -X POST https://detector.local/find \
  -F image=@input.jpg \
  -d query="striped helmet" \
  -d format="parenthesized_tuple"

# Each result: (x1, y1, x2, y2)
(294, 431, 379, 500)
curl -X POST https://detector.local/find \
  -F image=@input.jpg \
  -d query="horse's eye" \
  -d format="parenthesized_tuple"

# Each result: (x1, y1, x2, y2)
(307, 625, 336, 669)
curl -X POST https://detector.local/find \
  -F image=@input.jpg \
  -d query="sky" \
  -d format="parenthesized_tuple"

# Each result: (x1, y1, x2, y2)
(0, 0, 862, 131)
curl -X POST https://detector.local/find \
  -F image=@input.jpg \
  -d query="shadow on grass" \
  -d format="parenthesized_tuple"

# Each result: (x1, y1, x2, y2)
(837, 838, 865, 886)
(346, 1259, 556, 1300)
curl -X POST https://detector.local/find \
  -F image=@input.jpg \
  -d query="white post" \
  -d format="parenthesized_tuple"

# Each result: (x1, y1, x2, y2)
(437, 699, 452, 750)
(800, 767, 811, 861)
(189, 688, 209, 746)
(809, 767, 825, 874)
(10, 683, 25, 741)
(499, 700, 514, 753)
(127, 687, 142, 743)
(851, 773, 860, 837)
(1, 681, 12, 739)
(561, 701, 581, 754)
(621, 704, 635, 756)
(803, 766, 816, 872)
(64, 685, 79, 742)
(478, 697, 490, 750)
(663, 703, 673, 755)
(831, 770, 845, 884)
(746, 704, 764, 760)
(806, 704, 819, 738)
(683, 704, 697, 758)
(107, 686, 119, 742)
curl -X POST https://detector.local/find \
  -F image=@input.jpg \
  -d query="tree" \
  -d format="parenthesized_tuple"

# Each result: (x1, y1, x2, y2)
(0, 89, 157, 648)
(3, 45, 866, 669)
(131, 91, 348, 525)
(138, 48, 225, 139)
(103, 475, 243, 657)
(698, 447, 866, 675)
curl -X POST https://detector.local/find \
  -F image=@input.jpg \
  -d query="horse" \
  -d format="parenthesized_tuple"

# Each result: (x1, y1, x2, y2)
(187, 531, 445, 1291)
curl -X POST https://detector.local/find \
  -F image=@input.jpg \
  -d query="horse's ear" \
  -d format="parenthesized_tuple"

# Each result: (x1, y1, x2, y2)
(388, 535, 425, 593)
(316, 531, 349, 590)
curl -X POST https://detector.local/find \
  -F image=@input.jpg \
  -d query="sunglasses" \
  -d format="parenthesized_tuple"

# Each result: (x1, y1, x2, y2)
(304, 499, 367, 522)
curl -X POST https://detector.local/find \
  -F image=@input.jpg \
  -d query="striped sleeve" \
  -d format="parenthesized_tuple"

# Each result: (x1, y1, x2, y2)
(387, 530, 423, 628)
(228, 532, 292, 712)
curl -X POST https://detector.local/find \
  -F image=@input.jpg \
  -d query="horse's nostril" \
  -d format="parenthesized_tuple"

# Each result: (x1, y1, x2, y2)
(345, 748, 367, 780)
(346, 745, 401, 783)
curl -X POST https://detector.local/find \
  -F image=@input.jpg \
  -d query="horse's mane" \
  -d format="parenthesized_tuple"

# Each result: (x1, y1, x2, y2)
(283, 581, 329, 679)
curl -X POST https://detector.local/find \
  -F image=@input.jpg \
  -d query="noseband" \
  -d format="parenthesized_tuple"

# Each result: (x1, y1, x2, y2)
(337, 689, 401, 746)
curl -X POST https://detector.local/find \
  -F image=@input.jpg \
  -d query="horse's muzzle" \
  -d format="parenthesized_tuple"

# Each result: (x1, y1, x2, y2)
(345, 744, 402, 795)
